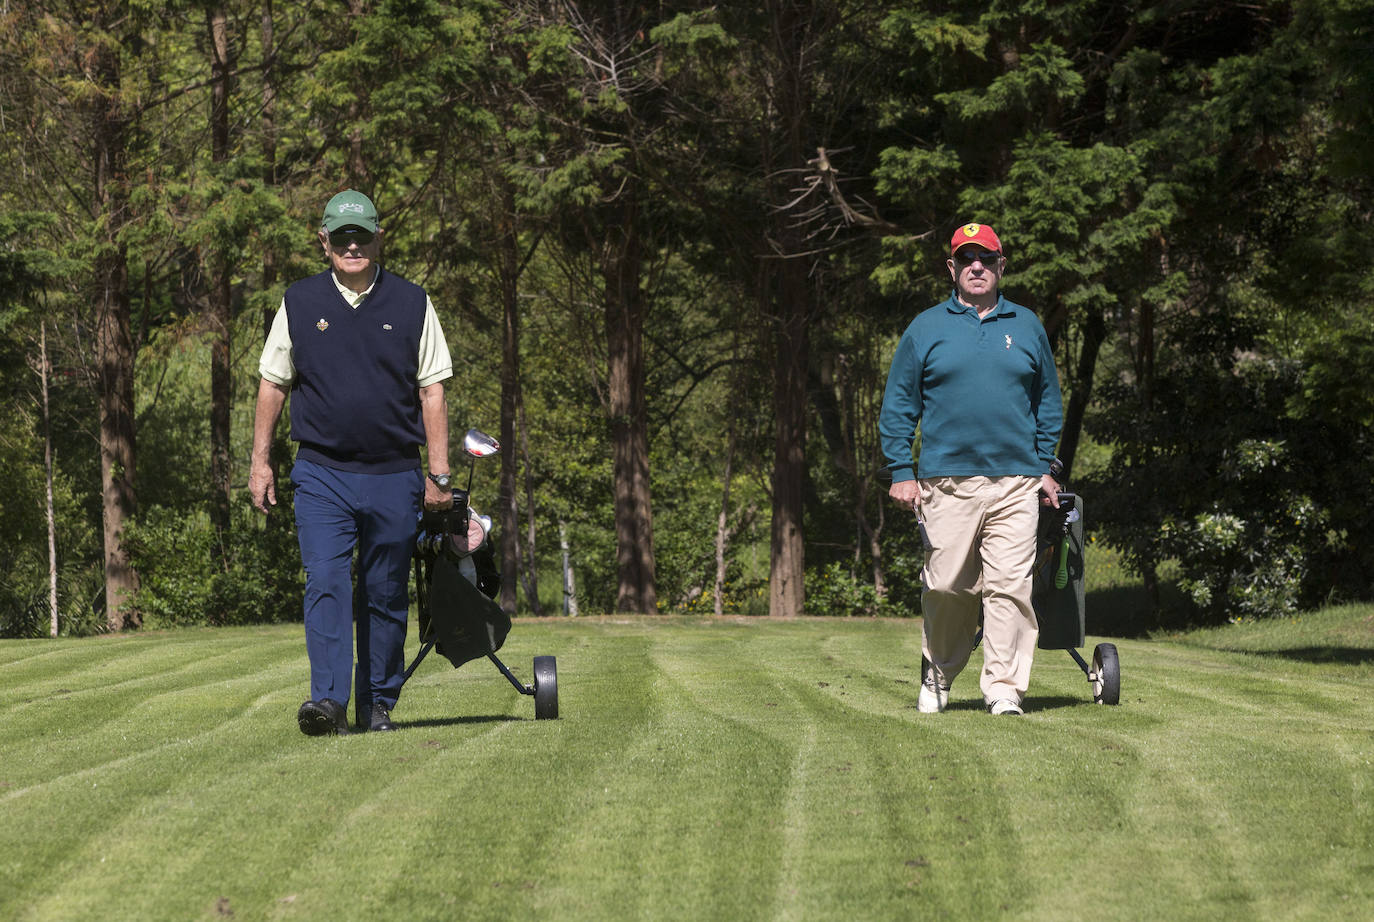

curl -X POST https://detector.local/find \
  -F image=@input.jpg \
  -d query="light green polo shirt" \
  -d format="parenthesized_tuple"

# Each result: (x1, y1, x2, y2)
(258, 269, 452, 388)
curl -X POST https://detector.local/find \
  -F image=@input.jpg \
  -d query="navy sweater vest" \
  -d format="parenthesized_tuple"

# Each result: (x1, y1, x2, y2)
(284, 269, 427, 472)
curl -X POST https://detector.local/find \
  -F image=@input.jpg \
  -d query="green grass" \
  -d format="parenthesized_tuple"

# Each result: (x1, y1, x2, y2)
(2, 610, 1372, 921)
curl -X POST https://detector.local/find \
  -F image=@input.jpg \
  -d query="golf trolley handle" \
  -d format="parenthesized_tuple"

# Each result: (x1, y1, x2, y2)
(402, 640, 436, 684)
(401, 639, 531, 696)
(489, 653, 536, 696)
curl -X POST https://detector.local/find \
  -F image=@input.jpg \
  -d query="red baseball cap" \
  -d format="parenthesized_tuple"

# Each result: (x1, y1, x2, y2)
(950, 222, 1002, 256)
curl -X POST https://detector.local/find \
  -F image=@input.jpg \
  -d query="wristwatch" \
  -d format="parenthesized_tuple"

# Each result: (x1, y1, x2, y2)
(427, 472, 451, 489)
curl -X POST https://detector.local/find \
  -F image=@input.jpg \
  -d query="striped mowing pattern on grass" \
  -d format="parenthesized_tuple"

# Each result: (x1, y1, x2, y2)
(2, 611, 1372, 921)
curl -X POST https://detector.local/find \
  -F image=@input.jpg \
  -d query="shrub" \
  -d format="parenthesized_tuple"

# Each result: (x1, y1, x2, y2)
(125, 502, 304, 628)
(805, 561, 906, 617)
(1087, 313, 1363, 625)
(1165, 493, 1325, 622)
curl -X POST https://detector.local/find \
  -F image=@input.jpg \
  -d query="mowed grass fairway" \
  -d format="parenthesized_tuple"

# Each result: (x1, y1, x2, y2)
(3, 609, 1372, 922)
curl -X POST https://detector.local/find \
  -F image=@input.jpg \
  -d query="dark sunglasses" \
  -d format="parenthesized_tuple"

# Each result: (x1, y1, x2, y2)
(953, 249, 1000, 266)
(328, 229, 375, 247)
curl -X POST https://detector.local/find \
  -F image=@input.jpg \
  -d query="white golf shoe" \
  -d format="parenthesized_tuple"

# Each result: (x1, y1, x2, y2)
(917, 674, 949, 713)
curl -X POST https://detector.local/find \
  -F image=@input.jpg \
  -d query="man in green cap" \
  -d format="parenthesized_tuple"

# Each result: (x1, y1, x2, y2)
(249, 189, 455, 736)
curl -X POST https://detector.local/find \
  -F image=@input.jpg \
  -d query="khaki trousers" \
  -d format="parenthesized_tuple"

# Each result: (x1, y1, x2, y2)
(919, 476, 1040, 705)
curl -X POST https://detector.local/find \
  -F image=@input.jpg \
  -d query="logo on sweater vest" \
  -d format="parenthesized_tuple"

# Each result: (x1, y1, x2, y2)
(1005, 334, 1013, 349)
(382, 323, 393, 331)
(316, 318, 329, 332)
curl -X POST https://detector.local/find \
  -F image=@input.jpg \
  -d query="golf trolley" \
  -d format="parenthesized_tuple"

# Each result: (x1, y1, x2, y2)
(355, 428, 558, 727)
(920, 463, 1122, 707)
(1031, 480, 1121, 705)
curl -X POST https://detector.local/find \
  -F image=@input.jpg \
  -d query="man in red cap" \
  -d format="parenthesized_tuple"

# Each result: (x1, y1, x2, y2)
(879, 222, 1063, 715)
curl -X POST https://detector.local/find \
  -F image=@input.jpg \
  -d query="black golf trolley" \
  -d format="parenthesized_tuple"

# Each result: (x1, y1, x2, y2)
(1031, 485, 1121, 705)
(354, 429, 558, 727)
(920, 467, 1122, 707)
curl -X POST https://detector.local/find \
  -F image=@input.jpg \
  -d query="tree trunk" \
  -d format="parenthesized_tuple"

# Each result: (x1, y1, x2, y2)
(497, 181, 523, 616)
(769, 257, 809, 618)
(867, 486, 886, 602)
(257, 0, 293, 542)
(763, 0, 817, 618)
(714, 423, 736, 618)
(208, 6, 233, 547)
(1140, 235, 1164, 414)
(603, 194, 656, 613)
(559, 520, 578, 617)
(517, 392, 544, 616)
(260, 0, 278, 339)
(91, 31, 139, 630)
(41, 323, 58, 637)
(1057, 307, 1106, 478)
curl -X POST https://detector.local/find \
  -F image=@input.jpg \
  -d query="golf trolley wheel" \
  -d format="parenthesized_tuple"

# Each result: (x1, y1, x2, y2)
(1091, 643, 1121, 706)
(533, 655, 558, 720)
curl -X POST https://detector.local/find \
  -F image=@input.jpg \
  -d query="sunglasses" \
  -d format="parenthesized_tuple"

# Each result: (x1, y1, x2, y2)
(328, 229, 375, 247)
(953, 249, 1000, 266)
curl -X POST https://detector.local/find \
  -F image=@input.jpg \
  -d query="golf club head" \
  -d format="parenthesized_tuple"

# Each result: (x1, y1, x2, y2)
(463, 428, 500, 459)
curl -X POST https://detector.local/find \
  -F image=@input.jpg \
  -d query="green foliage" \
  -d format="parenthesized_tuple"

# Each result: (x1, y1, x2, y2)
(805, 561, 904, 618)
(1087, 312, 1367, 624)
(648, 10, 733, 57)
(937, 39, 1086, 122)
(650, 453, 768, 615)
(1319, 0, 1374, 178)
(124, 503, 303, 629)
(4, 0, 1374, 633)
(0, 208, 105, 638)
(0, 413, 105, 638)
(978, 133, 1179, 307)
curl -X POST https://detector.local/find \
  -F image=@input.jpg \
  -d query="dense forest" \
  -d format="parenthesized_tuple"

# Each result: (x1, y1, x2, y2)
(2, 0, 1371, 637)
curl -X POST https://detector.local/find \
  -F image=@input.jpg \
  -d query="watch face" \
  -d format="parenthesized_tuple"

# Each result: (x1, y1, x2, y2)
(432, 473, 450, 487)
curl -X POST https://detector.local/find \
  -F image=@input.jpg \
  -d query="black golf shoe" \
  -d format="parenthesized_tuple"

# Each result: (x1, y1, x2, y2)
(297, 698, 350, 736)
(369, 703, 397, 732)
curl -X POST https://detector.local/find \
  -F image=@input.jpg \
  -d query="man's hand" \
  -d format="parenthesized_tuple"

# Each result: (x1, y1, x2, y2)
(424, 476, 454, 511)
(249, 378, 289, 515)
(1040, 474, 1062, 508)
(249, 460, 276, 514)
(889, 479, 920, 512)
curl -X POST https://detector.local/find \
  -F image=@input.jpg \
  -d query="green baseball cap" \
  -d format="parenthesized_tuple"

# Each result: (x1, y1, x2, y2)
(321, 189, 380, 233)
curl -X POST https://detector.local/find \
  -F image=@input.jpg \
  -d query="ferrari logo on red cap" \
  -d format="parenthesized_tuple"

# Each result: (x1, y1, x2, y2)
(962, 224, 981, 237)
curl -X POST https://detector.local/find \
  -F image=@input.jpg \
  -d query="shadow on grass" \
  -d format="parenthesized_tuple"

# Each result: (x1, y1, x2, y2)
(1026, 695, 1097, 712)
(1220, 647, 1374, 666)
(1088, 586, 1374, 665)
(396, 714, 526, 729)
(940, 695, 1092, 714)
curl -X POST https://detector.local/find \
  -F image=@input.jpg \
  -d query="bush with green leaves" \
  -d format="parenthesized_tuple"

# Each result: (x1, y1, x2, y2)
(1164, 494, 1322, 623)
(805, 560, 907, 618)
(1088, 313, 1363, 625)
(125, 502, 304, 628)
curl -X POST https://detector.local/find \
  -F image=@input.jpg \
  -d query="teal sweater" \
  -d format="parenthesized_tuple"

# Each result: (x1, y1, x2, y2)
(880, 292, 1062, 483)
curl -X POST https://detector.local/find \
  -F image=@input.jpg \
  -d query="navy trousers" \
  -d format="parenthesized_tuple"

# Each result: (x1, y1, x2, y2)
(291, 459, 423, 712)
